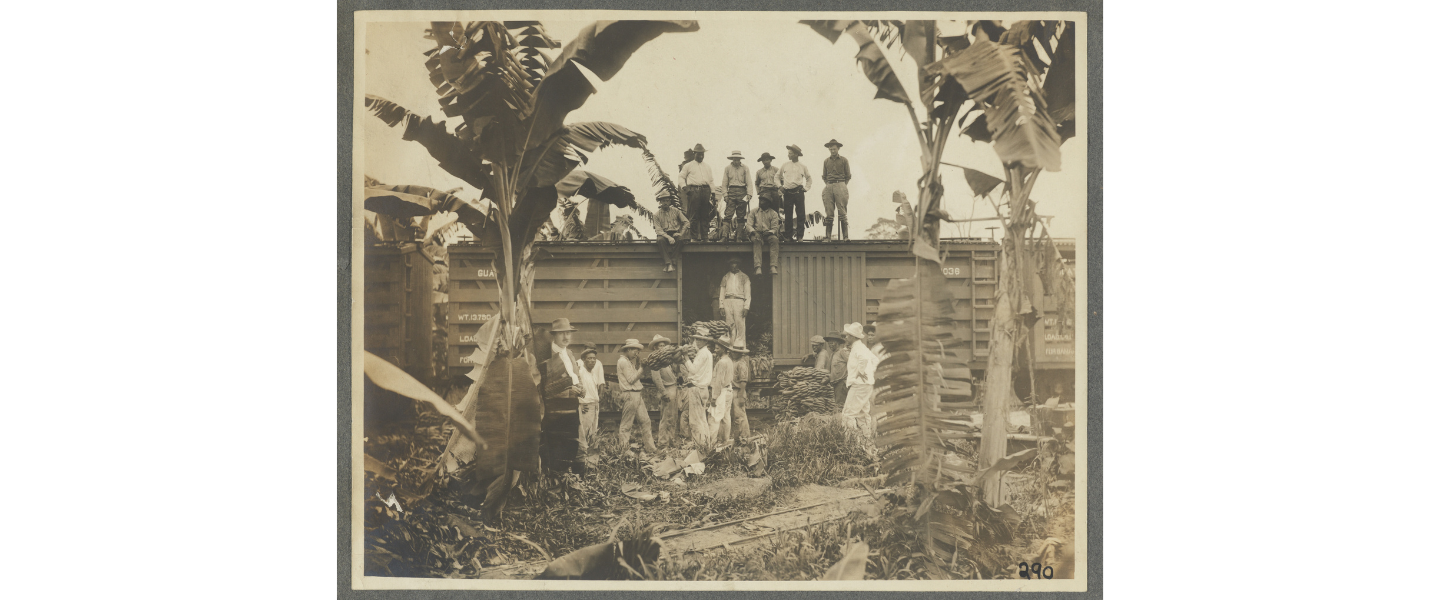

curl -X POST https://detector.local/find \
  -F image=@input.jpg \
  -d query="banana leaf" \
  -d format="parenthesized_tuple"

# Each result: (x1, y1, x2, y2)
(802, 20, 910, 105)
(363, 95, 495, 191)
(926, 39, 1061, 171)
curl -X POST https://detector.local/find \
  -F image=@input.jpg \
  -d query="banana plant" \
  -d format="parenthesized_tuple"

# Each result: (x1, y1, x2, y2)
(805, 19, 1077, 510)
(363, 20, 699, 515)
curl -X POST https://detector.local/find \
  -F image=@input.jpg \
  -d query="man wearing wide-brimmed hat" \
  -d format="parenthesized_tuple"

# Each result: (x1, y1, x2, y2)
(802, 334, 832, 370)
(825, 330, 849, 412)
(540, 318, 585, 472)
(652, 189, 689, 272)
(680, 330, 716, 449)
(705, 334, 739, 448)
(723, 338, 753, 445)
(615, 338, 656, 455)
(821, 139, 852, 241)
(679, 144, 715, 241)
(779, 144, 812, 241)
(841, 322, 879, 434)
(755, 152, 782, 235)
(647, 335, 685, 446)
(719, 150, 754, 242)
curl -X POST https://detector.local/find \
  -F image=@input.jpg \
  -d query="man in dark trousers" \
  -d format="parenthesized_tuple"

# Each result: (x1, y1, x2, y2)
(720, 150, 754, 242)
(540, 318, 584, 472)
(679, 144, 715, 240)
(779, 144, 812, 241)
(821, 139, 852, 241)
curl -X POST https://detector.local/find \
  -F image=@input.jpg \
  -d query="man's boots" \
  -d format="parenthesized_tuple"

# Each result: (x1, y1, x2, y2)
(824, 217, 834, 241)
(839, 217, 849, 240)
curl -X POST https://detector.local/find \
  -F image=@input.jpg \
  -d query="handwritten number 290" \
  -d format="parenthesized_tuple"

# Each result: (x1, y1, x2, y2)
(1017, 562, 1054, 579)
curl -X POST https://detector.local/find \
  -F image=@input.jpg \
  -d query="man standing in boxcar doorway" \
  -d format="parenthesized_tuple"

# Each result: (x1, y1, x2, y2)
(717, 257, 751, 346)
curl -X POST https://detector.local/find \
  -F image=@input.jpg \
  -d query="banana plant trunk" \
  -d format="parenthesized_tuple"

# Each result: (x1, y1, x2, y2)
(980, 229, 1020, 506)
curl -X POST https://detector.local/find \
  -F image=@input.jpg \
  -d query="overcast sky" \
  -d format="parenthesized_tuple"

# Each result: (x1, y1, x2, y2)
(362, 18, 1084, 241)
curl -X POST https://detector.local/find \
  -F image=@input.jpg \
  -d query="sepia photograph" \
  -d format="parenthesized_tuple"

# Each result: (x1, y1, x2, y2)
(349, 9, 1090, 591)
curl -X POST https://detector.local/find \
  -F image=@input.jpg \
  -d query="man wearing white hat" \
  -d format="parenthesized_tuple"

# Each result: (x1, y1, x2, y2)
(615, 339, 656, 455)
(709, 335, 739, 447)
(679, 144, 715, 240)
(841, 322, 879, 434)
(719, 150, 755, 242)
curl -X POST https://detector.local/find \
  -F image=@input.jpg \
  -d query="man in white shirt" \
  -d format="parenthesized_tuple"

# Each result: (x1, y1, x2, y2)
(576, 344, 602, 457)
(841, 322, 879, 435)
(678, 144, 715, 241)
(778, 144, 812, 241)
(681, 334, 715, 448)
(717, 258, 750, 345)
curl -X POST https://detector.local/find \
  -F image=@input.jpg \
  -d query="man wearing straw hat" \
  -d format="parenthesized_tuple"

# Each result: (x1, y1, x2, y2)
(753, 152, 782, 242)
(778, 144, 812, 241)
(540, 318, 585, 472)
(680, 331, 716, 450)
(648, 335, 684, 446)
(708, 335, 739, 448)
(652, 190, 690, 272)
(719, 150, 755, 242)
(821, 139, 852, 241)
(615, 339, 656, 455)
(842, 322, 879, 434)
(724, 338, 753, 445)
(678, 144, 715, 240)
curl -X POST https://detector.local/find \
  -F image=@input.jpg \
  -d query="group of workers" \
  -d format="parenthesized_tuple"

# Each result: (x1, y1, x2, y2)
(552, 140, 856, 274)
(537, 317, 758, 469)
(534, 312, 894, 472)
(804, 322, 890, 435)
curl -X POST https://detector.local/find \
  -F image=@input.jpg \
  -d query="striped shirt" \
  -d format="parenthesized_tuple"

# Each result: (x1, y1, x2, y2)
(652, 205, 689, 234)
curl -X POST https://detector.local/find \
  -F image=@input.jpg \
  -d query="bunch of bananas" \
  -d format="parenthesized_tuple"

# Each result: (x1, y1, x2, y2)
(683, 320, 729, 341)
(643, 345, 683, 370)
(779, 367, 833, 415)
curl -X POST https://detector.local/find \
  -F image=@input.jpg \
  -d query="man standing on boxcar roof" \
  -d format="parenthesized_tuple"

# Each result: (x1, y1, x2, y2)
(679, 144, 715, 241)
(779, 144, 812, 242)
(821, 139, 852, 241)
(540, 318, 584, 472)
(720, 150, 754, 242)
(717, 257, 751, 346)
(754, 152, 782, 242)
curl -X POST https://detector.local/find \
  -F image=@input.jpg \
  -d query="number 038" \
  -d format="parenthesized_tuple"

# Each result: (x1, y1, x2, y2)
(1017, 562, 1054, 579)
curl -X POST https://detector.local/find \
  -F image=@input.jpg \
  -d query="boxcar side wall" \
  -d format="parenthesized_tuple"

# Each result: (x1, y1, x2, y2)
(444, 240, 1074, 377)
